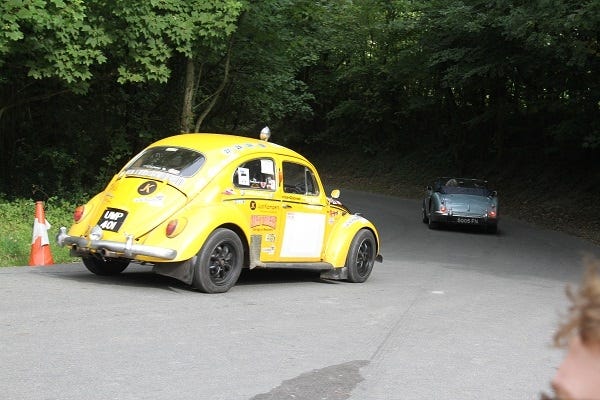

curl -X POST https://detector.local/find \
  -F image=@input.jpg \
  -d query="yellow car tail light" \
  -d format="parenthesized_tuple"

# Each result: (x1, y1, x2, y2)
(73, 205, 85, 222)
(166, 218, 187, 238)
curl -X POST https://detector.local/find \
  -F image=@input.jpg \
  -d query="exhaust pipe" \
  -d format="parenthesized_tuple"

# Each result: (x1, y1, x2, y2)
(99, 249, 120, 258)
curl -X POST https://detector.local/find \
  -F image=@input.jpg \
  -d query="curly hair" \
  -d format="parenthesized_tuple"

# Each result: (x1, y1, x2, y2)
(554, 256, 600, 348)
(540, 257, 600, 399)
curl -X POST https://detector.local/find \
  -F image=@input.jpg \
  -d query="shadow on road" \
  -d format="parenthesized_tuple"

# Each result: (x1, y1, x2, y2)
(36, 264, 330, 293)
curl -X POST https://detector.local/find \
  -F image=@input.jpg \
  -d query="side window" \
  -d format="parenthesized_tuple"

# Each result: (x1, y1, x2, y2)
(282, 162, 319, 196)
(306, 169, 318, 195)
(233, 158, 276, 190)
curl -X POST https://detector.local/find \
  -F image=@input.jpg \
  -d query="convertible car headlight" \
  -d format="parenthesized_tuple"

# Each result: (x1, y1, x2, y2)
(488, 207, 497, 218)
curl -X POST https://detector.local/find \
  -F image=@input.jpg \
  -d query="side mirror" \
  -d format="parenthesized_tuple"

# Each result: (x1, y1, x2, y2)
(426, 186, 432, 192)
(491, 190, 498, 197)
(330, 189, 340, 199)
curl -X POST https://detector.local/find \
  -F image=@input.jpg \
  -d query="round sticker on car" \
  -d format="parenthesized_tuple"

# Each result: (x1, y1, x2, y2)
(138, 181, 158, 195)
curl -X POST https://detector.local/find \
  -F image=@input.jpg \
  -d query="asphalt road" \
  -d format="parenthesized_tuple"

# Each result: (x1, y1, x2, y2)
(1, 190, 599, 400)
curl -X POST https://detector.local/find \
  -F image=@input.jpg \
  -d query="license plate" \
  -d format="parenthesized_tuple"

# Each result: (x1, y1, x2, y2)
(97, 208, 128, 232)
(456, 217, 479, 224)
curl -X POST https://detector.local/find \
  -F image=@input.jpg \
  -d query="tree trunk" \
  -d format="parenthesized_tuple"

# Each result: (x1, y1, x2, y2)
(180, 57, 195, 133)
(194, 39, 233, 131)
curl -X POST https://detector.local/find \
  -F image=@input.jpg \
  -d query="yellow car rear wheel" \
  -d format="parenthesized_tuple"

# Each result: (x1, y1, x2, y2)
(192, 228, 243, 293)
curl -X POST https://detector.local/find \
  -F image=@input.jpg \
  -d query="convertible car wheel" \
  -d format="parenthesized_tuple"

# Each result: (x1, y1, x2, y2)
(192, 228, 243, 293)
(486, 224, 498, 234)
(428, 211, 437, 230)
(422, 207, 429, 223)
(82, 255, 129, 276)
(346, 229, 376, 283)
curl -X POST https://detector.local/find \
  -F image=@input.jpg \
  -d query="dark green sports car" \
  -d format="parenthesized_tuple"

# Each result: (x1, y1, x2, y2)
(422, 177, 499, 233)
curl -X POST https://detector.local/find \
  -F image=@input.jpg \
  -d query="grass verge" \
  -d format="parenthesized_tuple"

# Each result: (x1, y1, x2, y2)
(0, 197, 79, 267)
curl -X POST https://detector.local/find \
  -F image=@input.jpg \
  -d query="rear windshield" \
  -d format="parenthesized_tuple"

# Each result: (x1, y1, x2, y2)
(126, 147, 205, 178)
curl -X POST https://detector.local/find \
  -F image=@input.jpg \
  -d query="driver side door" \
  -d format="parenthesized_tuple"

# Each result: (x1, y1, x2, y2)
(275, 160, 327, 262)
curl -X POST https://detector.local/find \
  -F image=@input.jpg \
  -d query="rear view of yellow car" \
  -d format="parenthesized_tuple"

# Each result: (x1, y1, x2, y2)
(57, 131, 382, 293)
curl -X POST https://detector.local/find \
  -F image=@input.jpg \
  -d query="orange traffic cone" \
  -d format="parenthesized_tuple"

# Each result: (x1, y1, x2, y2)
(29, 201, 54, 266)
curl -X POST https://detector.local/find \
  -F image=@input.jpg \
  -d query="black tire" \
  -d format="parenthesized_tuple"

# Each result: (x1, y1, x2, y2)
(346, 229, 376, 283)
(428, 213, 438, 230)
(82, 255, 129, 276)
(422, 206, 429, 223)
(486, 224, 498, 234)
(192, 228, 243, 293)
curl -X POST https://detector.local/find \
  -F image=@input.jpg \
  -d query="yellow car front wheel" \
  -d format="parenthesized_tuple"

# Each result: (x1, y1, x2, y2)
(346, 229, 376, 283)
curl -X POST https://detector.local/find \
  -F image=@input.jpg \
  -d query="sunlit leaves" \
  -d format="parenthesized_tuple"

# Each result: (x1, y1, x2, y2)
(108, 0, 244, 84)
(0, 0, 245, 87)
(1, 0, 110, 89)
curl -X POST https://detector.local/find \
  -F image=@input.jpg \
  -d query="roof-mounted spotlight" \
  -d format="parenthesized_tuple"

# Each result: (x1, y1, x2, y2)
(260, 126, 271, 141)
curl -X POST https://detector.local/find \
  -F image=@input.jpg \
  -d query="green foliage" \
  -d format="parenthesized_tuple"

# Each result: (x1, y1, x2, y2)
(0, 196, 79, 267)
(0, 0, 110, 89)
(205, 0, 320, 136)
(107, 0, 245, 84)
(0, 0, 598, 200)
(0, 0, 244, 87)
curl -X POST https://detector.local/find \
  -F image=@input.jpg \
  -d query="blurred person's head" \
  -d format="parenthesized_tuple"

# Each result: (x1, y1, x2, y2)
(544, 256, 600, 400)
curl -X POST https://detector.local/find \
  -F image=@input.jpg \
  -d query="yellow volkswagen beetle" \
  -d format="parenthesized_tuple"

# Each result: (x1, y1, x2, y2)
(57, 130, 382, 293)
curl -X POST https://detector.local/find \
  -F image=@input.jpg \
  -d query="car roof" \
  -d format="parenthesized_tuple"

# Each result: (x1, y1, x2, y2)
(149, 133, 308, 162)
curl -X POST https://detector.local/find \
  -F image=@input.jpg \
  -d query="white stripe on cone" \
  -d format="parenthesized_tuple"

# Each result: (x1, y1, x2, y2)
(32, 218, 51, 246)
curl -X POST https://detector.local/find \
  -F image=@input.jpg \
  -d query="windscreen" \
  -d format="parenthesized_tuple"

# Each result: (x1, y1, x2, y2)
(436, 179, 491, 196)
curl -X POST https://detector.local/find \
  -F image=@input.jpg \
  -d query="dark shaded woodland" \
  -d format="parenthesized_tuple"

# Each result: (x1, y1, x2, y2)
(1, 1, 598, 199)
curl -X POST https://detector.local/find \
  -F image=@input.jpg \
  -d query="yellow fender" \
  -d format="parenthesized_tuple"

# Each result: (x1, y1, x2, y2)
(67, 191, 106, 237)
(141, 202, 250, 262)
(322, 214, 381, 268)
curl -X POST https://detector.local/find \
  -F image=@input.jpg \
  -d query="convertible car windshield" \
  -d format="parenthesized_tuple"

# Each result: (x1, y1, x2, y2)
(435, 178, 491, 196)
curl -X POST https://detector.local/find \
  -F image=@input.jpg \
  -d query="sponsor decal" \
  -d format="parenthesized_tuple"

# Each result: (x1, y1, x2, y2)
(133, 194, 165, 207)
(138, 181, 158, 195)
(251, 215, 277, 229)
(223, 143, 256, 155)
(249, 201, 278, 211)
(328, 197, 342, 205)
(343, 215, 367, 227)
(261, 246, 276, 255)
(265, 233, 276, 242)
(256, 203, 278, 211)
(126, 169, 185, 187)
(97, 208, 128, 232)
(328, 210, 339, 223)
